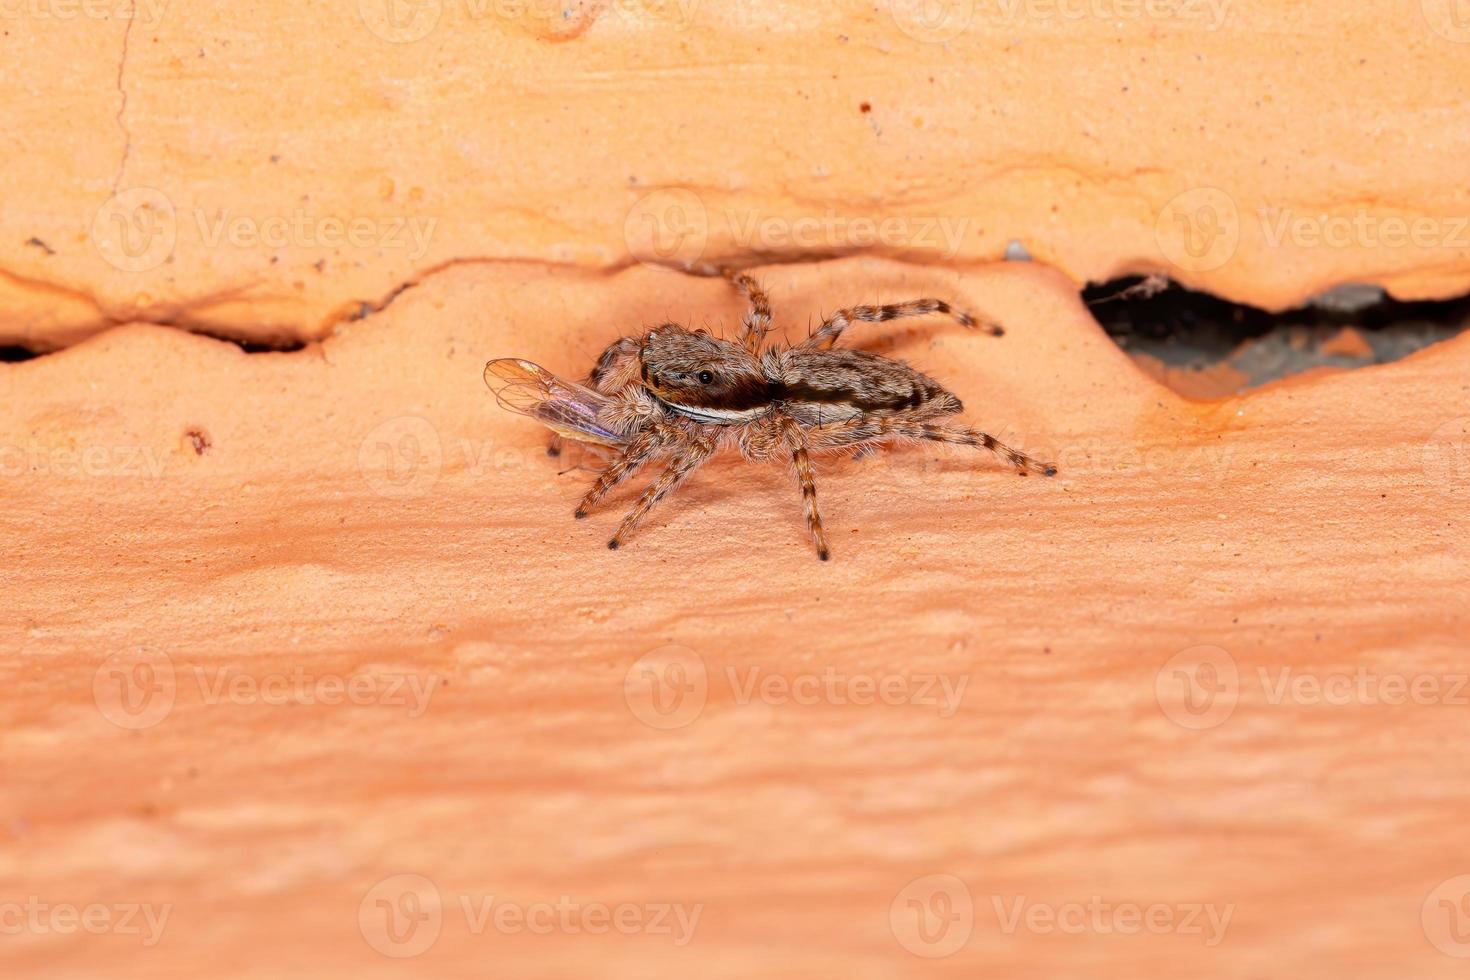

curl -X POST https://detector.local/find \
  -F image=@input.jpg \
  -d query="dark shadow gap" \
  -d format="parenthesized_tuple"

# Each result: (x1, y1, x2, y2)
(1084, 276, 1470, 399)
(232, 338, 308, 354)
(1, 346, 39, 363)
(0, 334, 307, 362)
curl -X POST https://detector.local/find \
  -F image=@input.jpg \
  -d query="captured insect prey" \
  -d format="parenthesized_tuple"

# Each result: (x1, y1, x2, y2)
(483, 271, 1056, 560)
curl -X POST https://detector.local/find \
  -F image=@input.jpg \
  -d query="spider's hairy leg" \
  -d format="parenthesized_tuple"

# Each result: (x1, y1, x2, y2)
(778, 415, 830, 561)
(808, 417, 1057, 477)
(607, 436, 716, 550)
(915, 422, 1056, 476)
(727, 269, 774, 354)
(575, 427, 667, 519)
(796, 298, 1002, 351)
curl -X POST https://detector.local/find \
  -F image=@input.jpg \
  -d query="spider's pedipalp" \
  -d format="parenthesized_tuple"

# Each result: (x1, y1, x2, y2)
(587, 336, 643, 393)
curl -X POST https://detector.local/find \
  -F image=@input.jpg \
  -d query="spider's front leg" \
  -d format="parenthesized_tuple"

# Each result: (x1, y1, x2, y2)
(796, 297, 1002, 351)
(607, 434, 717, 550)
(575, 425, 666, 519)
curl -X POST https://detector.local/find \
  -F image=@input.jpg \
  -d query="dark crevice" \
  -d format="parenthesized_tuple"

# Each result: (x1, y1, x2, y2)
(0, 333, 306, 362)
(230, 337, 308, 354)
(1, 346, 39, 363)
(1084, 276, 1470, 398)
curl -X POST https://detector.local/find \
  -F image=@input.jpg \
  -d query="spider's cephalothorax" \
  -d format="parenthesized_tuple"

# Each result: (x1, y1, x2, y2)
(637, 326, 774, 422)
(515, 272, 1055, 560)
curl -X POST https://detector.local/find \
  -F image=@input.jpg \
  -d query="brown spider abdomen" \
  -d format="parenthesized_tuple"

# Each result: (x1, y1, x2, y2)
(776, 349, 963, 424)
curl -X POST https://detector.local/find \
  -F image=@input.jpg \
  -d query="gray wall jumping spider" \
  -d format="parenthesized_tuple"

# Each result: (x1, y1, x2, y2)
(486, 272, 1056, 560)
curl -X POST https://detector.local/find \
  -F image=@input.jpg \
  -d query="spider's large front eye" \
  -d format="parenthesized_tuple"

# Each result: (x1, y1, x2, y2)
(697, 370, 714, 384)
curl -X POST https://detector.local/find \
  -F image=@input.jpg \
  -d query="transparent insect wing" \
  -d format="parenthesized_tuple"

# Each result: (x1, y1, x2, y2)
(483, 358, 629, 447)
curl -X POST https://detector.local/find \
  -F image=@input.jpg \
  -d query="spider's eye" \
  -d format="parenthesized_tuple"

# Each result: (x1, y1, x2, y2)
(697, 370, 714, 384)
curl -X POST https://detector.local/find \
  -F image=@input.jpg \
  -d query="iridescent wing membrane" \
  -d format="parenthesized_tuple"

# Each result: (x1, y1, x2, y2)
(483, 358, 629, 448)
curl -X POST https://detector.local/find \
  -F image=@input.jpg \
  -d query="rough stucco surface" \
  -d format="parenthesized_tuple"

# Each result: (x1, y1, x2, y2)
(3, 258, 1469, 976)
(3, 1, 1470, 348)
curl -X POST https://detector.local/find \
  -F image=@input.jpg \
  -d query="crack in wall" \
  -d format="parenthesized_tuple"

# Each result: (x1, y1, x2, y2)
(111, 7, 137, 195)
(5, 257, 1470, 387)
(0, 255, 633, 357)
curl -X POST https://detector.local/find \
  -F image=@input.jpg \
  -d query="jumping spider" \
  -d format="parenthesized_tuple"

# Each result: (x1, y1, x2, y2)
(485, 272, 1056, 560)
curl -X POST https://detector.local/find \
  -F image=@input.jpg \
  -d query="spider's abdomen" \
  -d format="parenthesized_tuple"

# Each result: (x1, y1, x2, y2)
(775, 349, 963, 424)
